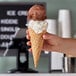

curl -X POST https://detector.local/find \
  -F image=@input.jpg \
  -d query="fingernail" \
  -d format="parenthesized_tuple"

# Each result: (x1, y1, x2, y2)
(43, 35, 46, 39)
(28, 48, 32, 52)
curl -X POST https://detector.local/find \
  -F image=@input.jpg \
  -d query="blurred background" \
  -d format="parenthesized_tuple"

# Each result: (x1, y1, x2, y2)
(0, 0, 76, 73)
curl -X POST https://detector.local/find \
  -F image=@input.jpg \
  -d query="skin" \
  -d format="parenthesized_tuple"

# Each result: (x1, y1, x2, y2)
(26, 30, 76, 57)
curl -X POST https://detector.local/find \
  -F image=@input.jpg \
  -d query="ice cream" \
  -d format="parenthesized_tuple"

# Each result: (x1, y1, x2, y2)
(27, 4, 46, 21)
(27, 5, 48, 68)
(27, 20, 47, 34)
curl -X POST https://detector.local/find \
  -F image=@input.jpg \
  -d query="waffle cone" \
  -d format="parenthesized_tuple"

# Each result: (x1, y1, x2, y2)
(29, 28, 46, 68)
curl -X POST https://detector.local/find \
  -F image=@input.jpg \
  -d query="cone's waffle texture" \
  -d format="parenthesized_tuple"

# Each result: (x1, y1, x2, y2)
(29, 28, 46, 68)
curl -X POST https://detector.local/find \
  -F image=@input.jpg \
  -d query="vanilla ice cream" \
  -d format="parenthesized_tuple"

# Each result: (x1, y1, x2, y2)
(27, 20, 48, 34)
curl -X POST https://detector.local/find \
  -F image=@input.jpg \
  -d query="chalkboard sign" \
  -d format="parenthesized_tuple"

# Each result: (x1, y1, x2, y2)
(0, 2, 45, 55)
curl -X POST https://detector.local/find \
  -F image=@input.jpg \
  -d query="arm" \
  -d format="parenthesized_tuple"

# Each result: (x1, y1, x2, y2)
(26, 29, 76, 57)
(43, 33, 76, 57)
(62, 38, 76, 57)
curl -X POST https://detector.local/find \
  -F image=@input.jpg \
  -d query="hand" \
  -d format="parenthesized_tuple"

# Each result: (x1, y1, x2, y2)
(26, 29, 65, 54)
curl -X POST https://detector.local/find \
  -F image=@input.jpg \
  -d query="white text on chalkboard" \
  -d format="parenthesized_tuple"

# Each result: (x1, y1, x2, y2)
(7, 10, 27, 16)
(0, 19, 18, 24)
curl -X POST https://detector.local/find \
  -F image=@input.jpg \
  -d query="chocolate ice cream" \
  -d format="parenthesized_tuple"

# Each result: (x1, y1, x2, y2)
(27, 4, 47, 21)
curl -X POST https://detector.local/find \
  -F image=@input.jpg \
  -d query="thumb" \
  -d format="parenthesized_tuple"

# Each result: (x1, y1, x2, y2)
(43, 33, 54, 40)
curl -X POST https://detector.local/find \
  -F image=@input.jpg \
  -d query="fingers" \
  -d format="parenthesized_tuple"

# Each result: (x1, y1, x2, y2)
(26, 29, 30, 40)
(43, 33, 55, 40)
(27, 41, 32, 52)
(26, 29, 29, 35)
(26, 34, 30, 40)
(26, 29, 32, 53)
(27, 41, 31, 46)
(28, 48, 32, 52)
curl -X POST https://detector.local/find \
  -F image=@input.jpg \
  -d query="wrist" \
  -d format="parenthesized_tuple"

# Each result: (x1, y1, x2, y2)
(61, 38, 76, 57)
(58, 38, 68, 54)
